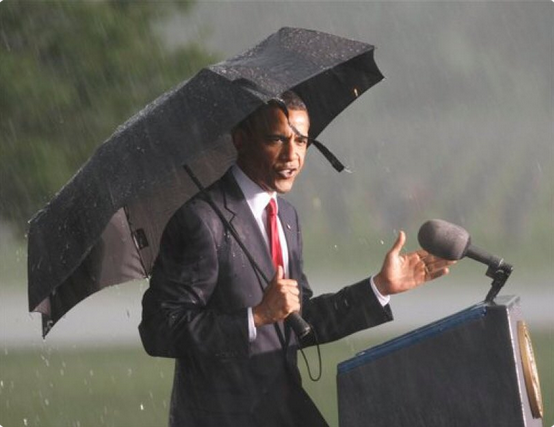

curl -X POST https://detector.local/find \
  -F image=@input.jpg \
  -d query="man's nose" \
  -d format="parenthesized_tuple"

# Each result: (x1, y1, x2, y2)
(279, 138, 297, 160)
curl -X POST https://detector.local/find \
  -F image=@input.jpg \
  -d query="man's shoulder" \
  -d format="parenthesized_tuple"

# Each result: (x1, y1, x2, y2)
(277, 196, 298, 216)
(172, 170, 239, 219)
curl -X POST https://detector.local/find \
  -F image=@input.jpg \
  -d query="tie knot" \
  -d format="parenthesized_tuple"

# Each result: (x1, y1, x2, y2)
(266, 198, 278, 217)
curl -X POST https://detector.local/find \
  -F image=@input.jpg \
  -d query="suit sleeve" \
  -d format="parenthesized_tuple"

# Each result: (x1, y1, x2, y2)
(301, 278, 393, 346)
(139, 204, 250, 359)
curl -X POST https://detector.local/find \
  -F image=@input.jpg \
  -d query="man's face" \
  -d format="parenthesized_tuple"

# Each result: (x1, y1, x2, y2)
(234, 106, 310, 194)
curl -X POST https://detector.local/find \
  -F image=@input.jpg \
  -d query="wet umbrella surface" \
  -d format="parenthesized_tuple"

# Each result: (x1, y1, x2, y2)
(27, 27, 384, 336)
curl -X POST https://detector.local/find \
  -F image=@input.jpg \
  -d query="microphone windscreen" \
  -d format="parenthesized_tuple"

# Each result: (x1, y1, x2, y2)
(417, 219, 470, 260)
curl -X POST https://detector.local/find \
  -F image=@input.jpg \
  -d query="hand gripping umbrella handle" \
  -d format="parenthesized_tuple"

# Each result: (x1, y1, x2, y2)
(286, 312, 312, 339)
(183, 165, 313, 341)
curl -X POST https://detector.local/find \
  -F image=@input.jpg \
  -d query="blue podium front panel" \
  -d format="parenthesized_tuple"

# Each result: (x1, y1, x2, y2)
(337, 295, 543, 427)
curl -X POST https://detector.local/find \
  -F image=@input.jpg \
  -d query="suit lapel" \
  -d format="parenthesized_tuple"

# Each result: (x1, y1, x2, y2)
(218, 172, 290, 349)
(278, 200, 301, 282)
(219, 172, 275, 287)
(278, 198, 302, 345)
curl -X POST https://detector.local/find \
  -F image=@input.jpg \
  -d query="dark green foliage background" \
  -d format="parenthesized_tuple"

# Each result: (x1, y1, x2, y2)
(0, 0, 215, 230)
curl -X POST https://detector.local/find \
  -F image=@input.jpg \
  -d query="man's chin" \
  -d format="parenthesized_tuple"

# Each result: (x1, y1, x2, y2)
(274, 180, 295, 194)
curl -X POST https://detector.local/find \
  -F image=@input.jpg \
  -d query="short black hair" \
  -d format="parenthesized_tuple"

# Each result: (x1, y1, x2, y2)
(280, 90, 307, 112)
(233, 90, 307, 135)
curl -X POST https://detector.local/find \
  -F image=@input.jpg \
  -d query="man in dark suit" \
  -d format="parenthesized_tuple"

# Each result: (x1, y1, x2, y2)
(139, 91, 452, 426)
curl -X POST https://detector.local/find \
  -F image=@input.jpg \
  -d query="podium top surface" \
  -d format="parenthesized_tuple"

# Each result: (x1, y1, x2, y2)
(338, 295, 520, 374)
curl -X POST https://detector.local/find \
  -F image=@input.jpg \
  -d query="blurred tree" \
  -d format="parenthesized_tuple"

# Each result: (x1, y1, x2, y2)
(0, 0, 215, 232)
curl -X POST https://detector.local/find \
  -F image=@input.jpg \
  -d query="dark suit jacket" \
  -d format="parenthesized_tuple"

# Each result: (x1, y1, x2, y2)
(139, 170, 393, 427)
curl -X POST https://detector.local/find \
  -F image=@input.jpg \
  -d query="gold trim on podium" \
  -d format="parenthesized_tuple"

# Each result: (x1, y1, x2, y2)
(517, 321, 543, 419)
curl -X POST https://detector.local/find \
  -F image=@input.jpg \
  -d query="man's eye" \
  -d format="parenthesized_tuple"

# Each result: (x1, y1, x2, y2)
(266, 135, 285, 144)
(296, 137, 309, 145)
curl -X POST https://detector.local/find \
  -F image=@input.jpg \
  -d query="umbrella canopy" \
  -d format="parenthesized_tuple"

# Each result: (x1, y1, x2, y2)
(27, 27, 384, 336)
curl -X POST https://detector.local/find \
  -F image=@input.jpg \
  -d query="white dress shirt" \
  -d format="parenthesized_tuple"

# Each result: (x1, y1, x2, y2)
(231, 165, 389, 342)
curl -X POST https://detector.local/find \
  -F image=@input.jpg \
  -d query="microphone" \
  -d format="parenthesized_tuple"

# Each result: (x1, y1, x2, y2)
(418, 219, 504, 267)
(417, 219, 513, 302)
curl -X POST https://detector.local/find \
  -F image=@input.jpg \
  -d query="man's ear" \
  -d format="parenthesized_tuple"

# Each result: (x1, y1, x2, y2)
(232, 129, 247, 153)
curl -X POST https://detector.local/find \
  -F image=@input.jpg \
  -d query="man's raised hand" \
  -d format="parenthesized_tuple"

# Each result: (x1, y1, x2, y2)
(374, 231, 454, 296)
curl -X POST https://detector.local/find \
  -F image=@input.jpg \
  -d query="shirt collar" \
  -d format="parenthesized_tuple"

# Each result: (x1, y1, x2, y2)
(231, 164, 277, 218)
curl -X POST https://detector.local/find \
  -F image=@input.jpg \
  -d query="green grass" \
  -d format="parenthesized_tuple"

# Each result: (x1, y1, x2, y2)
(0, 346, 174, 427)
(1, 332, 552, 427)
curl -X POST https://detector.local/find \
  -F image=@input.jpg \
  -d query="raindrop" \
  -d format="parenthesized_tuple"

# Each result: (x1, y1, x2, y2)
(127, 368, 133, 377)
(140, 403, 145, 411)
(312, 197, 322, 210)
(44, 398, 49, 406)
(23, 419, 28, 426)
(40, 355, 50, 367)
(379, 240, 384, 245)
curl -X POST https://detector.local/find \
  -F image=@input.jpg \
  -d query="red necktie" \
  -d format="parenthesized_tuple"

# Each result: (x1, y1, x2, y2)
(266, 198, 284, 270)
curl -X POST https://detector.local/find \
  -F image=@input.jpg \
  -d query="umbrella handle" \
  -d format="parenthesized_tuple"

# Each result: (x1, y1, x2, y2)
(287, 312, 312, 339)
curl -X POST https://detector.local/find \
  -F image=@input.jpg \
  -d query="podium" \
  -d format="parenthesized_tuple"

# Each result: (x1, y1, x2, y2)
(337, 296, 543, 427)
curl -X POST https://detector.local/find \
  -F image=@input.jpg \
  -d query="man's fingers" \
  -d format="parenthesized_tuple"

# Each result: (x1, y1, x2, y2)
(388, 230, 406, 256)
(287, 283, 300, 296)
(257, 269, 301, 324)
(415, 249, 428, 258)
(423, 257, 456, 270)
(428, 267, 450, 280)
(274, 282, 300, 316)
(277, 279, 300, 295)
(430, 259, 456, 269)
(274, 265, 284, 280)
(270, 271, 299, 295)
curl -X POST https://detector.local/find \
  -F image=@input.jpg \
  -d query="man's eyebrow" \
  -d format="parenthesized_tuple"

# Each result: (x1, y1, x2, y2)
(264, 132, 309, 140)
(288, 123, 309, 140)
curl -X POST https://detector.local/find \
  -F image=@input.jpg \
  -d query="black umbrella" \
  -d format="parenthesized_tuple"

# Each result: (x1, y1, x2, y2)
(28, 27, 384, 336)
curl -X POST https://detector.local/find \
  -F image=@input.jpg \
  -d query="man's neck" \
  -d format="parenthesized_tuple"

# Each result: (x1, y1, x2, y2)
(232, 164, 276, 198)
